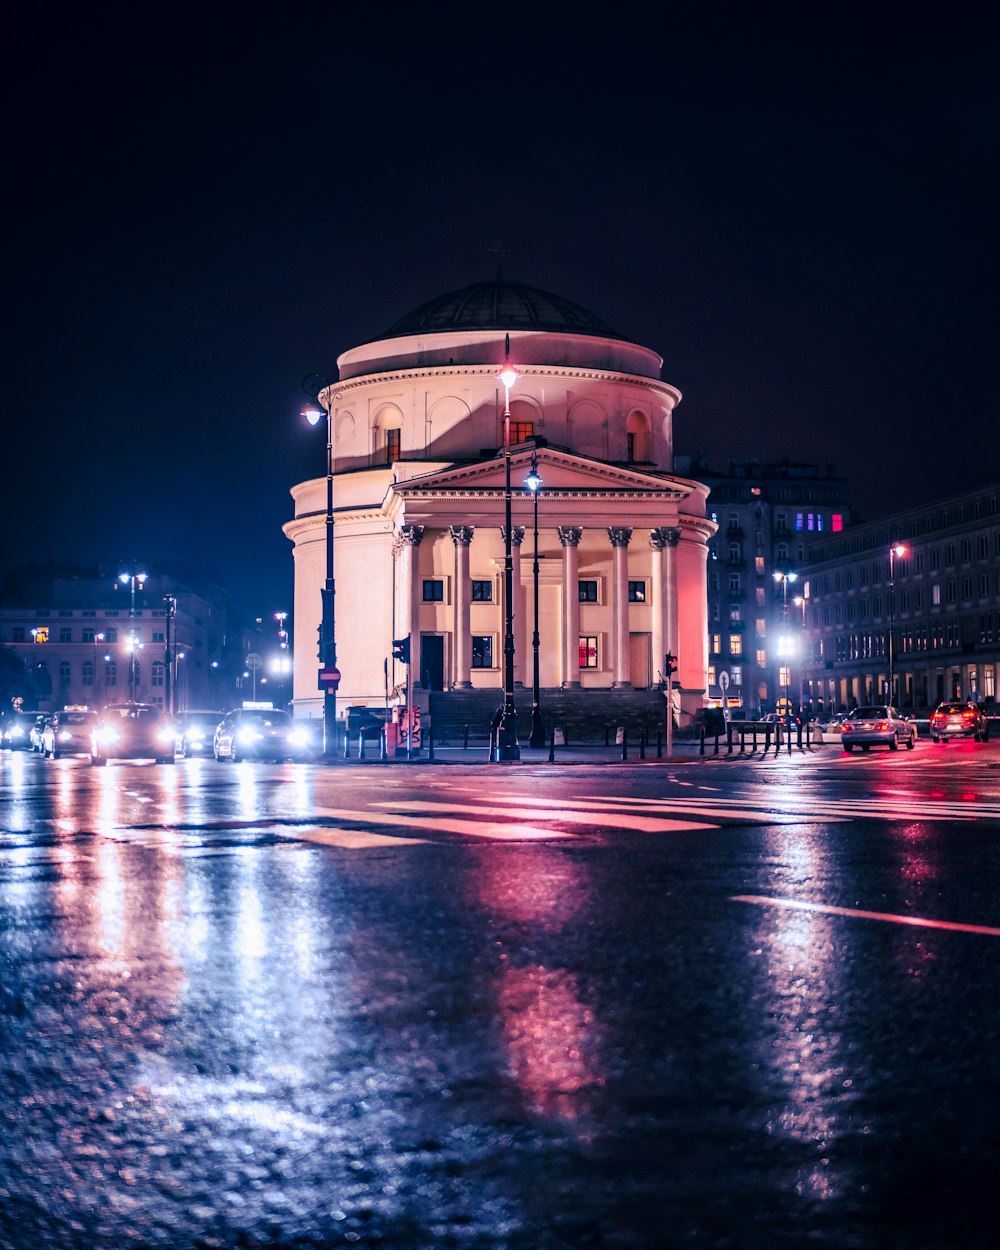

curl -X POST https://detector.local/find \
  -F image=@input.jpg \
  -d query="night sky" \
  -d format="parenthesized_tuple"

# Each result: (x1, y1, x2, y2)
(6, 7, 996, 615)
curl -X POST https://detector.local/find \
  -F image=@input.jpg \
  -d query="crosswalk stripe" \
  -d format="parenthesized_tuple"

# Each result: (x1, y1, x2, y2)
(371, 800, 716, 834)
(314, 805, 574, 840)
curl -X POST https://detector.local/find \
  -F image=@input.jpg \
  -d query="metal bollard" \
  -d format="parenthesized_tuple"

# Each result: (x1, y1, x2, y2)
(656, 730, 663, 759)
(699, 728, 705, 756)
(639, 727, 646, 759)
(359, 732, 366, 760)
(727, 725, 734, 755)
(463, 723, 469, 750)
(428, 725, 434, 762)
(548, 726, 555, 763)
(604, 724, 610, 747)
(714, 731, 720, 756)
(343, 730, 350, 760)
(621, 730, 628, 761)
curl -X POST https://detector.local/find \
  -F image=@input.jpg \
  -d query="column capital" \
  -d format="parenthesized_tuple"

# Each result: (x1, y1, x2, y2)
(449, 525, 475, 547)
(502, 525, 526, 547)
(650, 526, 680, 549)
(393, 524, 425, 555)
(608, 526, 633, 549)
(557, 526, 583, 548)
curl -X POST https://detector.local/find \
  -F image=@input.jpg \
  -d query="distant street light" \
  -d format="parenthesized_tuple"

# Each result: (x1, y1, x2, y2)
(888, 542, 907, 705)
(119, 571, 147, 701)
(773, 569, 798, 721)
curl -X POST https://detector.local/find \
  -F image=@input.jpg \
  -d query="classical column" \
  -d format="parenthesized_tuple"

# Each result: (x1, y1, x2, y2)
(608, 526, 633, 688)
(558, 526, 583, 687)
(394, 524, 425, 679)
(649, 528, 670, 683)
(450, 526, 474, 688)
(503, 525, 526, 687)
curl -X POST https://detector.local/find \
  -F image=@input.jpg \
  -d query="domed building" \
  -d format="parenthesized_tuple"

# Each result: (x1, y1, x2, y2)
(283, 279, 716, 739)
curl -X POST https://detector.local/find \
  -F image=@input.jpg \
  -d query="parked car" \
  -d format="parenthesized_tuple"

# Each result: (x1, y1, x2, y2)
(43, 708, 99, 758)
(841, 705, 916, 753)
(213, 707, 316, 762)
(174, 709, 226, 756)
(90, 703, 177, 765)
(930, 701, 989, 743)
(29, 713, 53, 753)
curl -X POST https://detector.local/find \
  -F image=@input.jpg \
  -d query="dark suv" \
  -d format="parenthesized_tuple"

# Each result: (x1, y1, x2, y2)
(930, 701, 989, 743)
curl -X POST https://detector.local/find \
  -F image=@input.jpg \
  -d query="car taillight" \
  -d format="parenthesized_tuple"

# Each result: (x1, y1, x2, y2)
(962, 710, 975, 720)
(842, 723, 852, 732)
(876, 721, 890, 730)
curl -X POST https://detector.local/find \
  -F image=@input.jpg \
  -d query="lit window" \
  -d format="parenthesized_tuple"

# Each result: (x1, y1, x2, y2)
(579, 636, 599, 668)
(509, 420, 534, 444)
(832, 514, 843, 532)
(386, 428, 401, 464)
(729, 634, 743, 655)
(628, 580, 646, 602)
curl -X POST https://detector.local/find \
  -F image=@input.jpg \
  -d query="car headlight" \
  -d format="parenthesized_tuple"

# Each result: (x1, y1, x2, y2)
(188, 728, 205, 742)
(287, 729, 311, 748)
(59, 730, 73, 742)
(11, 726, 25, 739)
(237, 728, 261, 745)
(157, 727, 175, 744)
(97, 726, 121, 745)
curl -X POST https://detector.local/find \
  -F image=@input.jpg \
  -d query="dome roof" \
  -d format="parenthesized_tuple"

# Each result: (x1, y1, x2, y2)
(381, 279, 624, 340)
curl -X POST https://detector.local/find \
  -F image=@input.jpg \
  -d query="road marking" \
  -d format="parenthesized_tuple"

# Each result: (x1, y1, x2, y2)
(592, 794, 998, 823)
(314, 805, 573, 840)
(372, 800, 716, 834)
(284, 828, 427, 849)
(731, 894, 1000, 937)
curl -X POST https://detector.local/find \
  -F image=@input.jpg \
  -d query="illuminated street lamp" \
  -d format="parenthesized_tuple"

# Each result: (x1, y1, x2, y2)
(772, 570, 798, 720)
(119, 571, 147, 701)
(888, 542, 907, 705)
(302, 373, 338, 758)
(494, 343, 521, 761)
(524, 452, 545, 748)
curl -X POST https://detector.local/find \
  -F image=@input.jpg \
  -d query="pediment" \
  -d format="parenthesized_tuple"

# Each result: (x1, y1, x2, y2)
(392, 447, 688, 498)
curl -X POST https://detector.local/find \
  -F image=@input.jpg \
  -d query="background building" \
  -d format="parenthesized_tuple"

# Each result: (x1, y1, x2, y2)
(284, 280, 717, 730)
(0, 564, 231, 713)
(675, 457, 852, 714)
(800, 484, 1000, 712)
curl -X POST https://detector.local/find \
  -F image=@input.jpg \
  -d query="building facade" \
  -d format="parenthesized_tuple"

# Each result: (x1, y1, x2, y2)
(0, 569, 230, 713)
(675, 457, 852, 714)
(284, 280, 717, 724)
(799, 484, 1000, 713)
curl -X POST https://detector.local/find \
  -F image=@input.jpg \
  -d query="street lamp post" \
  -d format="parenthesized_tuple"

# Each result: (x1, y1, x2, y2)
(93, 632, 106, 706)
(524, 452, 545, 748)
(303, 374, 338, 759)
(772, 569, 798, 723)
(494, 343, 521, 761)
(119, 571, 147, 702)
(163, 595, 176, 715)
(888, 542, 907, 705)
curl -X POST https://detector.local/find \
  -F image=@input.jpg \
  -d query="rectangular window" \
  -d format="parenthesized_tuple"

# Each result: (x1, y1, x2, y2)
(386, 428, 401, 464)
(471, 580, 493, 602)
(729, 634, 743, 655)
(152, 631, 165, 643)
(754, 556, 765, 575)
(579, 636, 599, 668)
(832, 514, 843, 532)
(756, 649, 767, 668)
(710, 633, 722, 654)
(728, 573, 741, 592)
(82, 627, 96, 643)
(471, 636, 493, 668)
(628, 580, 646, 602)
(151, 664, 165, 687)
(60, 628, 72, 643)
(509, 420, 534, 444)
(422, 579, 444, 602)
(578, 580, 598, 603)
(105, 628, 118, 643)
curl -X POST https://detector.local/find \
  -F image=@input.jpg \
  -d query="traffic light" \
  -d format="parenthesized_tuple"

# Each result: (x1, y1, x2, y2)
(664, 652, 678, 677)
(392, 637, 411, 665)
(317, 623, 324, 659)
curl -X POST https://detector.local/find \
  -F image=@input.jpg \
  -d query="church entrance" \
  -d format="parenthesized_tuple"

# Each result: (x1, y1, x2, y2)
(420, 634, 445, 691)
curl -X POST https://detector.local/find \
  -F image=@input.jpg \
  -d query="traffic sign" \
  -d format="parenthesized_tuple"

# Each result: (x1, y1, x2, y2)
(318, 666, 341, 688)
(246, 652, 263, 670)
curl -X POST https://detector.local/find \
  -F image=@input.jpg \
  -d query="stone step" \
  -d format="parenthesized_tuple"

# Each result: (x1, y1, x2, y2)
(428, 687, 670, 745)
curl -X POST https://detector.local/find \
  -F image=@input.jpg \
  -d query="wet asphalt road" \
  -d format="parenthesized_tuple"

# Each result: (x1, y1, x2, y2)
(1, 742, 999, 1249)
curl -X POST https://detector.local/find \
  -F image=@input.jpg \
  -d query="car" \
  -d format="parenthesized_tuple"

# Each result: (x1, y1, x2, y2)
(213, 706, 316, 762)
(841, 705, 916, 753)
(1, 710, 41, 750)
(29, 713, 53, 753)
(42, 708, 99, 758)
(174, 709, 225, 756)
(90, 703, 177, 765)
(930, 701, 989, 743)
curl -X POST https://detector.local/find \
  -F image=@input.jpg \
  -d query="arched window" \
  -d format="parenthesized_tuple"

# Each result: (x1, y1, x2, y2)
(374, 406, 403, 465)
(625, 411, 652, 462)
(505, 399, 535, 446)
(82, 660, 95, 688)
(59, 661, 71, 685)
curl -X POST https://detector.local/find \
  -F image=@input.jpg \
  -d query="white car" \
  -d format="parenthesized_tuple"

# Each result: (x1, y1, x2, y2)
(841, 705, 916, 753)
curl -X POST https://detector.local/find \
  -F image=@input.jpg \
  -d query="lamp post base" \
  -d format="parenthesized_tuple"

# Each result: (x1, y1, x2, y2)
(528, 706, 546, 748)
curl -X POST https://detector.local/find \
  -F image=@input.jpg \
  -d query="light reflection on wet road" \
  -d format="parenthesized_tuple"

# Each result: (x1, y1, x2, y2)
(1, 749, 999, 1249)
